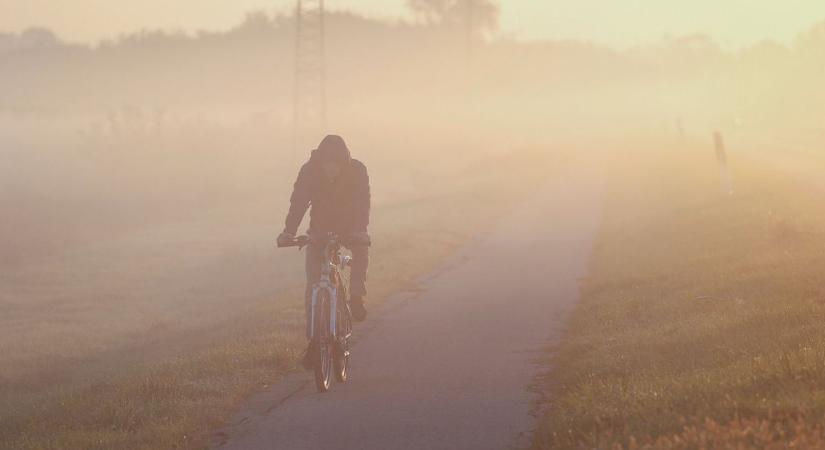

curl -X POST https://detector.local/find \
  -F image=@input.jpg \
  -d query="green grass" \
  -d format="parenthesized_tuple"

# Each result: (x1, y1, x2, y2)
(1, 149, 556, 450)
(533, 148, 825, 449)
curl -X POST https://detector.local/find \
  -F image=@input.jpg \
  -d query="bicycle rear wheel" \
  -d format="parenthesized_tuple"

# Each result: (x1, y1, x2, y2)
(313, 291, 333, 393)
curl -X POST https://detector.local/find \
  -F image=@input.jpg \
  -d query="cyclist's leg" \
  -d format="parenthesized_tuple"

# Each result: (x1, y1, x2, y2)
(348, 243, 369, 300)
(305, 242, 323, 340)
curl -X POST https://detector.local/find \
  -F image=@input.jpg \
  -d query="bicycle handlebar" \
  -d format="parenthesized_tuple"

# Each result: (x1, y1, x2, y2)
(277, 235, 311, 248)
(278, 232, 369, 249)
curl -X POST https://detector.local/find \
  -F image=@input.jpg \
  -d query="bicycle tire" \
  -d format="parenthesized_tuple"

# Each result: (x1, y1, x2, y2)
(334, 302, 351, 382)
(314, 291, 333, 393)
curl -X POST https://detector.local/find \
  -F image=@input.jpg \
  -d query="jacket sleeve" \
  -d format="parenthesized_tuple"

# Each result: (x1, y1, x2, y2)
(352, 162, 371, 232)
(284, 163, 312, 235)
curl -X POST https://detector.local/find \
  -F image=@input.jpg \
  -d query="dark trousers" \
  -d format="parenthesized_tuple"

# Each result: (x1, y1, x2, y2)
(304, 241, 369, 339)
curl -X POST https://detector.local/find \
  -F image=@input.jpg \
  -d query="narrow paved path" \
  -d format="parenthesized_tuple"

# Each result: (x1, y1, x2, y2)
(215, 163, 603, 450)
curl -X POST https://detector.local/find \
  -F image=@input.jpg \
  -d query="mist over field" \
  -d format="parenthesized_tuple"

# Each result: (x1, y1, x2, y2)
(2, 2, 825, 449)
(3, 8, 823, 257)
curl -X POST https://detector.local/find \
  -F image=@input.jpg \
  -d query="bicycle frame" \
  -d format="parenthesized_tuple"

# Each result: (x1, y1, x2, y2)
(278, 231, 354, 390)
(308, 235, 352, 342)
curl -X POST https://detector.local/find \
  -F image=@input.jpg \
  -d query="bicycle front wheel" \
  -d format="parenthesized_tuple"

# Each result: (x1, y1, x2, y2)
(313, 290, 333, 393)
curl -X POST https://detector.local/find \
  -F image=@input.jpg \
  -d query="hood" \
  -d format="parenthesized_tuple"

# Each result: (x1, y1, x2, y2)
(311, 135, 351, 164)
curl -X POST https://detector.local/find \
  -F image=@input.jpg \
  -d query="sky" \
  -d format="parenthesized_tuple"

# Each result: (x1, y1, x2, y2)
(2, 0, 825, 48)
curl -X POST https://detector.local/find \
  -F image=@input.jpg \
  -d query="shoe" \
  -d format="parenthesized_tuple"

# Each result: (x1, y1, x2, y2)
(301, 342, 316, 370)
(350, 297, 367, 322)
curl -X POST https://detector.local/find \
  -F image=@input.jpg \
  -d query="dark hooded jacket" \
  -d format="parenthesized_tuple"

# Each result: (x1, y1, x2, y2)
(284, 135, 370, 235)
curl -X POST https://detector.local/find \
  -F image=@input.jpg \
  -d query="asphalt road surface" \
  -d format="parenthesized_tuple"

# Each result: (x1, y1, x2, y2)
(214, 164, 603, 450)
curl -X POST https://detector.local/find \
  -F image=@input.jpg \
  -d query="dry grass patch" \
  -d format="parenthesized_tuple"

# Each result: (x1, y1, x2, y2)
(534, 147, 825, 449)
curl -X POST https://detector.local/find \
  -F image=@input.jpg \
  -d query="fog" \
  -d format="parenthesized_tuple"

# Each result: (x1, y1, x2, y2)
(4, 12, 823, 259)
(1, 3, 824, 440)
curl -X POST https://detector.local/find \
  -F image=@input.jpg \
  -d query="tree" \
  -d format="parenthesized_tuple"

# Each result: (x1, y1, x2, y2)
(794, 20, 825, 55)
(18, 27, 60, 49)
(406, 0, 499, 35)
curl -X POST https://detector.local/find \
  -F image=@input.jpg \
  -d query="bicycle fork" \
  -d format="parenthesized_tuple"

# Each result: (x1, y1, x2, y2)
(308, 282, 338, 341)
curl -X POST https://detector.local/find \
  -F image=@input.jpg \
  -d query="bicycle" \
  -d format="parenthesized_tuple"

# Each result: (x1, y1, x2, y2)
(279, 233, 353, 392)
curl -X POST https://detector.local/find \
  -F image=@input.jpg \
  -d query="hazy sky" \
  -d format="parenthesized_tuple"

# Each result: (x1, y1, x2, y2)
(3, 0, 825, 48)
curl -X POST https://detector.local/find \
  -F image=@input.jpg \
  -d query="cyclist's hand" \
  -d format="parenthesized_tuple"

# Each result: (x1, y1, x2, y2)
(277, 231, 295, 247)
(347, 231, 371, 247)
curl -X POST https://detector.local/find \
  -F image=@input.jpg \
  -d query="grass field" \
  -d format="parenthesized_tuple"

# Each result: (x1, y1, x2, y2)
(0, 146, 556, 450)
(533, 144, 825, 449)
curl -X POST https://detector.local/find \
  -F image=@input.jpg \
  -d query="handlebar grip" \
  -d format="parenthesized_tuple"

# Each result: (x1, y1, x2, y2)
(278, 236, 310, 248)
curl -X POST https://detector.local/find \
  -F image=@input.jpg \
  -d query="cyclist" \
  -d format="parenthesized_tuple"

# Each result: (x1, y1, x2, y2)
(277, 135, 371, 368)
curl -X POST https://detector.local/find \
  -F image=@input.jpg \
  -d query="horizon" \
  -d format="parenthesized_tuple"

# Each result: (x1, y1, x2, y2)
(3, 0, 825, 49)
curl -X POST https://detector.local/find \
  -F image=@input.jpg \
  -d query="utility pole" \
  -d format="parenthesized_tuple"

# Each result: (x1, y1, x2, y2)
(293, 0, 327, 151)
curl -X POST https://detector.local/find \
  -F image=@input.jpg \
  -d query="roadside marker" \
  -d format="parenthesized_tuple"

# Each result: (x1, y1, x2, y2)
(713, 131, 734, 195)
